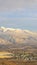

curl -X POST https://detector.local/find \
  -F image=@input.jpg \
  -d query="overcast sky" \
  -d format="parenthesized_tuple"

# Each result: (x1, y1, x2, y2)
(0, 0, 37, 31)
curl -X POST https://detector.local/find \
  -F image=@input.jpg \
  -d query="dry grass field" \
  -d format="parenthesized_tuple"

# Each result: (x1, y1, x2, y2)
(0, 50, 37, 65)
(0, 59, 37, 65)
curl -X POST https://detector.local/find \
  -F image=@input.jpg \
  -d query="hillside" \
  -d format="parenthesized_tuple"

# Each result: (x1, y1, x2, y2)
(0, 27, 37, 50)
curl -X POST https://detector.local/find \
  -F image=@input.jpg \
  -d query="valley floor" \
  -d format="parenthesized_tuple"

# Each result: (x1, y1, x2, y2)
(0, 59, 37, 65)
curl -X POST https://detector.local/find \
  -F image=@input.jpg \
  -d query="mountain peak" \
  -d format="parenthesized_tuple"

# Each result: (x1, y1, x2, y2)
(0, 26, 36, 34)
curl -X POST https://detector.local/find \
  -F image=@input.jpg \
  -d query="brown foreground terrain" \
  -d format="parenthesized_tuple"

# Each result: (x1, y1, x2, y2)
(0, 59, 37, 65)
(0, 49, 37, 65)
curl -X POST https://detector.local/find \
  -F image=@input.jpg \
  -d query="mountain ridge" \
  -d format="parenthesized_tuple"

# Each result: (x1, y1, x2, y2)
(0, 26, 37, 49)
(0, 26, 37, 33)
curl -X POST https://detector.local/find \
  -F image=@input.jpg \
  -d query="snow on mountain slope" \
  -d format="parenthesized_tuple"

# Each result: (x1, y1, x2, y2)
(0, 27, 37, 46)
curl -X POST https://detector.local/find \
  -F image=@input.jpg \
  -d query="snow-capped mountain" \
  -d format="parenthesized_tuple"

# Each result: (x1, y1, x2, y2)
(0, 27, 37, 50)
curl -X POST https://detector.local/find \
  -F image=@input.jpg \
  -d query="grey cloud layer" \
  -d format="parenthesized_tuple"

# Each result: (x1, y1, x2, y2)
(0, 0, 37, 11)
